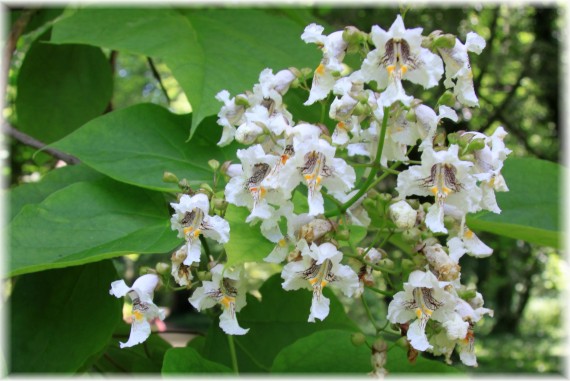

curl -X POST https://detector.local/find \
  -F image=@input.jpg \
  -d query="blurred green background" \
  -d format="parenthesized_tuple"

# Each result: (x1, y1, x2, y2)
(4, 4, 565, 374)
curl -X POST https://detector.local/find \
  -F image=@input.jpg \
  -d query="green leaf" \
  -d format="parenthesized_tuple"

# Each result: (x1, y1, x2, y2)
(51, 8, 320, 135)
(9, 260, 122, 373)
(271, 330, 462, 374)
(8, 178, 179, 276)
(200, 273, 358, 372)
(385, 346, 462, 374)
(92, 324, 172, 373)
(162, 347, 233, 374)
(223, 204, 275, 267)
(8, 164, 102, 222)
(15, 41, 112, 144)
(271, 329, 372, 373)
(52, 104, 236, 192)
(467, 157, 563, 248)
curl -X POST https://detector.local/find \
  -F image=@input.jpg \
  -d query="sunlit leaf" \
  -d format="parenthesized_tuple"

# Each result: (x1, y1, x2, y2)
(8, 178, 178, 276)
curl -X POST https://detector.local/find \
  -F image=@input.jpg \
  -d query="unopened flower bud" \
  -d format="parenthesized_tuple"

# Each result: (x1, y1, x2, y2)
(274, 69, 296, 94)
(459, 288, 478, 301)
(389, 200, 417, 230)
(433, 33, 457, 49)
(466, 138, 486, 152)
(235, 123, 263, 145)
(395, 336, 409, 349)
(197, 271, 211, 281)
(362, 247, 384, 264)
(401, 259, 416, 272)
(178, 179, 192, 193)
(300, 67, 313, 78)
(351, 332, 367, 346)
(208, 159, 220, 171)
(163, 171, 179, 184)
(402, 227, 422, 243)
(234, 94, 250, 107)
(212, 197, 228, 212)
(199, 183, 214, 195)
(155, 262, 171, 275)
(379, 258, 394, 270)
(288, 66, 302, 78)
(405, 108, 417, 123)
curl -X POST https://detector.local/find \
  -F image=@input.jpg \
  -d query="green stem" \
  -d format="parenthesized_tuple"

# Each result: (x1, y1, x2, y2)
(227, 334, 239, 374)
(324, 108, 390, 218)
(365, 285, 395, 297)
(361, 294, 381, 333)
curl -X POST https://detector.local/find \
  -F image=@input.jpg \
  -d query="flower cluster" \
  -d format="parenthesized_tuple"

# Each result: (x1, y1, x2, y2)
(109, 14, 510, 372)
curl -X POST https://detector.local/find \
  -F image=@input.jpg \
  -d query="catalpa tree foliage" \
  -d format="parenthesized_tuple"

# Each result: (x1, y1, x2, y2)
(6, 6, 561, 376)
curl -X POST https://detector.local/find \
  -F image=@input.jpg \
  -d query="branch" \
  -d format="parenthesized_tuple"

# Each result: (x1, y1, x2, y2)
(2, 123, 80, 164)
(3, 9, 37, 96)
(147, 57, 171, 104)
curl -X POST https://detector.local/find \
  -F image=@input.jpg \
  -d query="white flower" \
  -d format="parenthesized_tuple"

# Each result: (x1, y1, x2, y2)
(215, 90, 247, 146)
(334, 189, 371, 227)
(466, 126, 511, 213)
(421, 240, 461, 281)
(302, 24, 348, 105)
(225, 144, 290, 223)
(438, 32, 486, 107)
(263, 209, 314, 263)
(396, 145, 482, 233)
(429, 291, 493, 367)
(389, 200, 417, 229)
(447, 218, 493, 263)
(170, 193, 230, 265)
(109, 274, 165, 348)
(281, 242, 359, 322)
(361, 15, 443, 106)
(189, 264, 249, 335)
(171, 245, 193, 287)
(283, 132, 356, 216)
(387, 269, 455, 351)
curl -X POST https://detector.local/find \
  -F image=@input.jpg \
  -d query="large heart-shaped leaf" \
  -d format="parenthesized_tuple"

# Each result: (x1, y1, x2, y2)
(467, 157, 562, 248)
(8, 164, 102, 222)
(16, 41, 112, 144)
(9, 260, 122, 373)
(8, 178, 178, 276)
(50, 8, 320, 135)
(52, 104, 237, 192)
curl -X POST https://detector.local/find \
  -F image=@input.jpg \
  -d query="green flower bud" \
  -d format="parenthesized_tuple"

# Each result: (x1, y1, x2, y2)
(288, 66, 302, 78)
(401, 258, 416, 272)
(466, 138, 486, 152)
(163, 171, 179, 184)
(379, 258, 395, 270)
(234, 94, 250, 107)
(212, 197, 228, 212)
(208, 159, 220, 171)
(155, 262, 171, 275)
(433, 34, 457, 50)
(376, 193, 393, 204)
(459, 288, 478, 301)
(351, 332, 367, 346)
(351, 102, 369, 116)
(405, 108, 417, 123)
(395, 336, 409, 349)
(402, 227, 422, 243)
(197, 271, 211, 281)
(178, 179, 192, 193)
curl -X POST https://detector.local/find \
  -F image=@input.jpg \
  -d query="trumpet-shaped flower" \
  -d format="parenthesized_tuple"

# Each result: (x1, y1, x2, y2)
(387, 269, 455, 351)
(396, 145, 481, 233)
(171, 245, 193, 287)
(438, 32, 486, 107)
(302, 23, 348, 105)
(225, 144, 290, 222)
(110, 274, 165, 348)
(362, 15, 443, 106)
(280, 131, 356, 216)
(282, 242, 359, 322)
(170, 193, 230, 265)
(189, 264, 249, 335)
